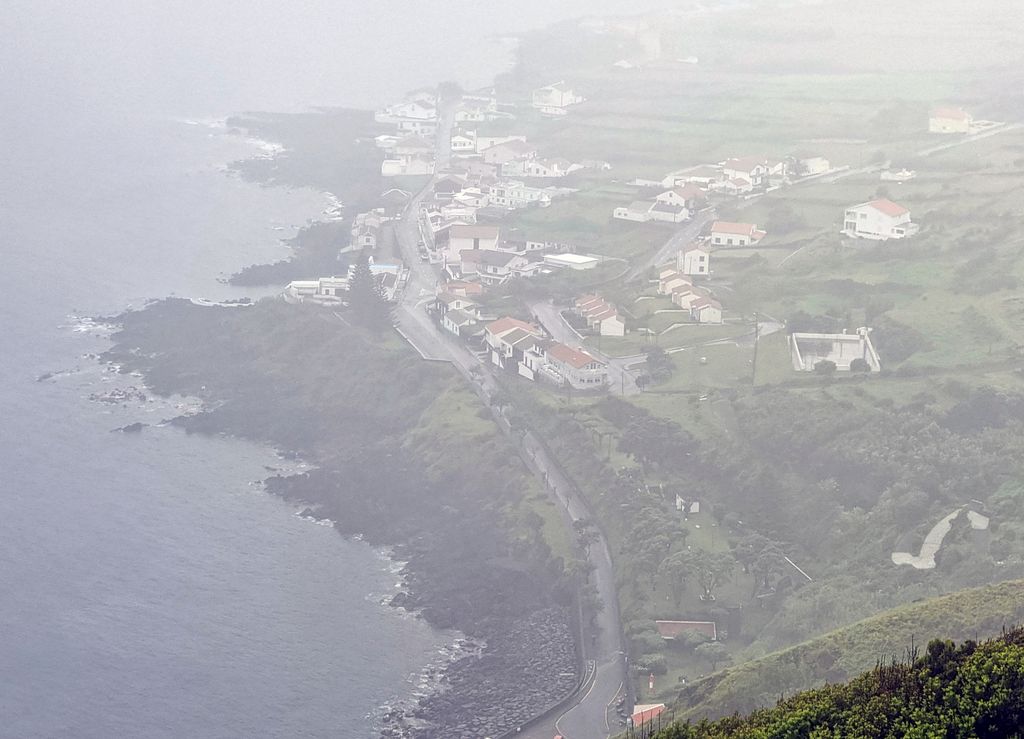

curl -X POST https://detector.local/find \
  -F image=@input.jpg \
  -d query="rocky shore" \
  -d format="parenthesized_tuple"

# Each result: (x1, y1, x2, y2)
(101, 298, 581, 738)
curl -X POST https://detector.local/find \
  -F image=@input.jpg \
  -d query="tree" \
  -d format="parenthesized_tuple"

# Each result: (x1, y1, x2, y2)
(643, 346, 674, 383)
(347, 256, 392, 332)
(695, 641, 731, 671)
(814, 359, 837, 376)
(683, 549, 735, 602)
(849, 357, 871, 373)
(678, 629, 711, 652)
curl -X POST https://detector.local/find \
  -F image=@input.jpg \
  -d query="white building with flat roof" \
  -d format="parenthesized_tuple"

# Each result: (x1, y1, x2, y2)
(543, 253, 599, 270)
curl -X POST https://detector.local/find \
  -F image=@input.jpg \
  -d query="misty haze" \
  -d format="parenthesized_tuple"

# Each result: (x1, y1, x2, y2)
(3, 1, 1024, 737)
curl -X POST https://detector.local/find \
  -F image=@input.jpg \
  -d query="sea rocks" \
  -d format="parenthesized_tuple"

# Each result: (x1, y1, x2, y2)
(114, 422, 146, 433)
(89, 386, 148, 404)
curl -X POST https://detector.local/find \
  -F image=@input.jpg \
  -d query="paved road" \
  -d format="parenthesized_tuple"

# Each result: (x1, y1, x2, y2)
(627, 210, 716, 281)
(387, 100, 632, 738)
(529, 299, 641, 398)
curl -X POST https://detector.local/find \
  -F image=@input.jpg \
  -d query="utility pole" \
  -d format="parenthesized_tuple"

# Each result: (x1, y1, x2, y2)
(750, 311, 760, 386)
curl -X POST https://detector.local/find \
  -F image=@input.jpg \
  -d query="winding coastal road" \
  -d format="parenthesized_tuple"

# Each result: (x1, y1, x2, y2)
(388, 99, 631, 739)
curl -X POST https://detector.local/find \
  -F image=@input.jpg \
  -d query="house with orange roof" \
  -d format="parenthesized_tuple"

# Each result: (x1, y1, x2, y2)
(544, 342, 608, 388)
(842, 199, 918, 240)
(929, 106, 972, 134)
(710, 221, 766, 247)
(574, 295, 625, 337)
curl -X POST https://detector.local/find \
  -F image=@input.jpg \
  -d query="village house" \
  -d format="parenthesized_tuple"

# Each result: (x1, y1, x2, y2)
(544, 343, 608, 388)
(475, 134, 527, 153)
(929, 106, 972, 134)
(516, 157, 580, 178)
(531, 82, 586, 115)
(433, 174, 469, 202)
(484, 317, 544, 370)
(717, 177, 753, 196)
(489, 180, 553, 210)
(710, 221, 766, 247)
(434, 291, 477, 315)
(452, 187, 490, 209)
(375, 98, 437, 125)
(450, 129, 476, 153)
(655, 620, 718, 641)
(842, 199, 918, 240)
(481, 139, 537, 168)
(441, 308, 480, 338)
(439, 280, 485, 299)
(722, 157, 769, 188)
(689, 295, 723, 324)
(456, 249, 539, 285)
(575, 295, 626, 337)
(349, 209, 384, 251)
(658, 268, 693, 296)
(436, 224, 501, 262)
(679, 246, 710, 276)
(656, 184, 706, 212)
(613, 201, 653, 222)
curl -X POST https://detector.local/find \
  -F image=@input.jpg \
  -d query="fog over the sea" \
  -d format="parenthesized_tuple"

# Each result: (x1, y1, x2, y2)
(2, 0, 672, 127)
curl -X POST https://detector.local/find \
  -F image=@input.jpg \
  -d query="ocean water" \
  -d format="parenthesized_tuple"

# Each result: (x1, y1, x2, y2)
(0, 1, 671, 736)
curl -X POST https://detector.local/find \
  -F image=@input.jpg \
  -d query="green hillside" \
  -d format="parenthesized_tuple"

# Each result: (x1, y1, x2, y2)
(665, 580, 1024, 723)
(651, 625, 1024, 738)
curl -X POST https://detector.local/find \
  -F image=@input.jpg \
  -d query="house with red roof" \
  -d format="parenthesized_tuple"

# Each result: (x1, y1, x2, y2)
(842, 199, 918, 240)
(574, 295, 625, 337)
(710, 221, 766, 247)
(655, 620, 718, 641)
(929, 106, 972, 134)
(544, 342, 608, 388)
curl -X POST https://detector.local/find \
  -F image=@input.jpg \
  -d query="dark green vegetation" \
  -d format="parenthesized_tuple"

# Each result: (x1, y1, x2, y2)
(102, 299, 579, 738)
(650, 626, 1024, 738)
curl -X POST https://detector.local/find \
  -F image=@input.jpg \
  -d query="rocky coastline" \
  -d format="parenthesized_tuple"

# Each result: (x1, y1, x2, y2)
(100, 299, 581, 737)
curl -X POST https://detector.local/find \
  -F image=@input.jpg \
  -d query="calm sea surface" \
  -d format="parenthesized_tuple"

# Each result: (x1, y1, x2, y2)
(0, 2, 669, 736)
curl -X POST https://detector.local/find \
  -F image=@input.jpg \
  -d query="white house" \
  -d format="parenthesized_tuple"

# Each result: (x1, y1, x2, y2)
(929, 107, 972, 134)
(518, 157, 579, 178)
(658, 270, 693, 296)
(722, 157, 769, 188)
(375, 99, 437, 124)
(476, 134, 527, 153)
(532, 82, 585, 115)
(489, 180, 552, 210)
(575, 295, 625, 336)
(436, 224, 500, 262)
(679, 247, 710, 276)
(450, 130, 477, 153)
(613, 201, 654, 222)
(689, 296, 723, 324)
(710, 221, 766, 247)
(656, 184, 706, 212)
(842, 199, 918, 240)
(442, 308, 479, 337)
(481, 139, 537, 168)
(544, 342, 607, 388)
